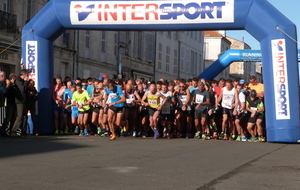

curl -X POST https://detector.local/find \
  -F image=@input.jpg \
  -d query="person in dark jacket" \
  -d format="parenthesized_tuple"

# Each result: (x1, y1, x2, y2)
(1, 73, 22, 136)
(0, 71, 9, 135)
(10, 69, 29, 136)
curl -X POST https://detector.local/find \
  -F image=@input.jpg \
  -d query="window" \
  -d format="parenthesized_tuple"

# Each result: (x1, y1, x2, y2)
(191, 50, 194, 74)
(166, 46, 170, 72)
(173, 49, 178, 74)
(114, 32, 118, 55)
(63, 31, 69, 47)
(158, 43, 162, 70)
(138, 32, 143, 59)
(101, 31, 106, 53)
(133, 31, 138, 58)
(181, 47, 185, 72)
(185, 49, 189, 72)
(85, 31, 90, 49)
(26, 0, 32, 22)
(146, 33, 154, 62)
(2, 0, 10, 12)
(166, 31, 172, 38)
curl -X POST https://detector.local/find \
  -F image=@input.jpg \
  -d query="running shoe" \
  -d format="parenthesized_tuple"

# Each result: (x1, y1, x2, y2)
(195, 132, 201, 139)
(167, 133, 171, 139)
(248, 137, 258, 142)
(219, 132, 224, 140)
(74, 126, 79, 134)
(153, 128, 159, 139)
(97, 127, 101, 135)
(230, 135, 236, 140)
(241, 136, 247, 141)
(83, 129, 89, 137)
(142, 132, 147, 138)
(212, 132, 218, 139)
(236, 135, 242, 141)
(260, 136, 266, 142)
(202, 134, 207, 140)
(206, 134, 211, 140)
(133, 131, 137, 137)
(54, 129, 59, 135)
(79, 131, 84, 136)
(109, 136, 117, 140)
(186, 133, 192, 139)
(223, 134, 228, 140)
(137, 131, 142, 137)
(163, 133, 167, 138)
(64, 130, 69, 135)
(100, 133, 106, 137)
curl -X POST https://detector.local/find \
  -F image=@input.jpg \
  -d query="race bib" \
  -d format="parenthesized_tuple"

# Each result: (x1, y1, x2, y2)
(251, 107, 258, 111)
(126, 99, 132, 104)
(109, 93, 118, 99)
(180, 95, 187, 105)
(149, 99, 158, 106)
(195, 94, 204, 104)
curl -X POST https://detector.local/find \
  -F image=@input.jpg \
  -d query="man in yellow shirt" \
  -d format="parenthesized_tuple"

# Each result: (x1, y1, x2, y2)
(249, 76, 264, 99)
(72, 84, 92, 136)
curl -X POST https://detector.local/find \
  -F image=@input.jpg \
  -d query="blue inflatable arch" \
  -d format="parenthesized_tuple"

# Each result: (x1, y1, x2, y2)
(22, 0, 299, 142)
(199, 49, 300, 80)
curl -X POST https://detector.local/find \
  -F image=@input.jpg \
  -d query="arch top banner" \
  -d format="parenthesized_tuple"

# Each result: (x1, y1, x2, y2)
(69, 0, 235, 25)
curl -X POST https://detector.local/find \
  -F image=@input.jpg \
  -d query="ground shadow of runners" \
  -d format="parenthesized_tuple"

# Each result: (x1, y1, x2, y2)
(0, 136, 91, 159)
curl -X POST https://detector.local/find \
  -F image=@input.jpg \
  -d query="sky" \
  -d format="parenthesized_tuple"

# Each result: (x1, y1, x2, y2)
(226, 0, 300, 50)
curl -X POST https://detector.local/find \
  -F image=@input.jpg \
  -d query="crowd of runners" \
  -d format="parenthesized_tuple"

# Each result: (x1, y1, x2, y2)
(51, 74, 265, 142)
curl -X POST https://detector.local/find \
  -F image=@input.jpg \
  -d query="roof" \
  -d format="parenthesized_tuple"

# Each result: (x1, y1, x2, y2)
(204, 31, 223, 36)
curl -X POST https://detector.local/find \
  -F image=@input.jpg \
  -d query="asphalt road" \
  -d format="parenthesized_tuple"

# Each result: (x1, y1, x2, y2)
(0, 135, 299, 190)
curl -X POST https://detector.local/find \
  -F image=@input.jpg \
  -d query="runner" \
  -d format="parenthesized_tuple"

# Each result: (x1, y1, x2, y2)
(174, 79, 192, 138)
(246, 90, 265, 142)
(159, 82, 176, 139)
(53, 76, 65, 135)
(189, 77, 199, 94)
(192, 82, 210, 139)
(217, 79, 239, 140)
(103, 81, 126, 140)
(141, 84, 167, 139)
(124, 83, 141, 137)
(137, 83, 149, 138)
(72, 83, 92, 137)
(91, 80, 104, 136)
(234, 84, 248, 141)
(248, 75, 264, 99)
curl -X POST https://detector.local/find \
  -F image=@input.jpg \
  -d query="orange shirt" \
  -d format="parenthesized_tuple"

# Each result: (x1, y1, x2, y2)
(249, 83, 264, 95)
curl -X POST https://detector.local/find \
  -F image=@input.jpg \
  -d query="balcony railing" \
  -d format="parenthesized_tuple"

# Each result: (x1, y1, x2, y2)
(0, 10, 17, 33)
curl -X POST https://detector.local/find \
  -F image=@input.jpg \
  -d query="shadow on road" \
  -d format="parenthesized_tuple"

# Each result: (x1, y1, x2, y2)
(0, 136, 90, 159)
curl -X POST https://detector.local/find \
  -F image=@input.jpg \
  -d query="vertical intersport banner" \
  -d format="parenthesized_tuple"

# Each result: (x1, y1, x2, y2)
(26, 41, 38, 90)
(271, 39, 290, 120)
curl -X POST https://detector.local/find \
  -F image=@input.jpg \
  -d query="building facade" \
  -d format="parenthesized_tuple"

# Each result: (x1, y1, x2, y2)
(226, 36, 257, 82)
(204, 31, 231, 80)
(0, 0, 205, 82)
(155, 31, 205, 81)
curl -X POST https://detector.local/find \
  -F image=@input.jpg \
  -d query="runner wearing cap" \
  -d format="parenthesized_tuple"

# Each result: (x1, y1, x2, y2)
(246, 90, 265, 142)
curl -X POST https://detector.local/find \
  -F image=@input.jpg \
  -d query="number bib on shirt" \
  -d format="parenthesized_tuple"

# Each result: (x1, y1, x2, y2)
(195, 94, 204, 104)
(149, 99, 158, 106)
(179, 95, 187, 105)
